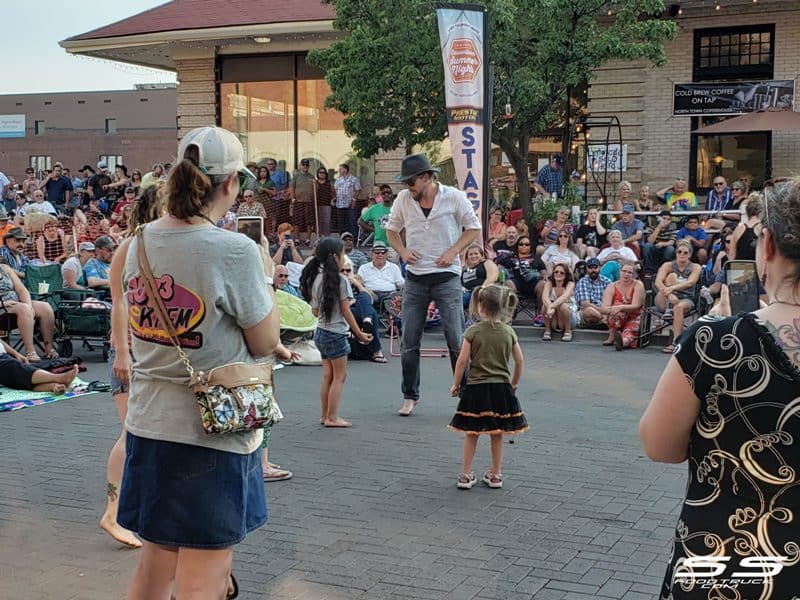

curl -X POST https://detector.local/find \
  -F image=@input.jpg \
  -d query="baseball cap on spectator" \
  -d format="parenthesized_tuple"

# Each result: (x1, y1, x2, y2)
(570, 170, 581, 180)
(586, 257, 601, 268)
(622, 203, 635, 213)
(553, 155, 564, 166)
(78, 241, 96, 252)
(0, 208, 8, 221)
(178, 126, 256, 180)
(340, 231, 354, 240)
(372, 241, 388, 253)
(300, 159, 310, 166)
(94, 235, 117, 249)
(97, 161, 108, 170)
(3, 227, 27, 241)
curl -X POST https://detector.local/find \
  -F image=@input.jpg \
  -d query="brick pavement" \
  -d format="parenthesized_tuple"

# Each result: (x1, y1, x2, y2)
(0, 339, 686, 599)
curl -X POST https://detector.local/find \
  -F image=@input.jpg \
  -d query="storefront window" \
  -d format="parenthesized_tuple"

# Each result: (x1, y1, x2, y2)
(693, 117, 769, 192)
(219, 54, 373, 189)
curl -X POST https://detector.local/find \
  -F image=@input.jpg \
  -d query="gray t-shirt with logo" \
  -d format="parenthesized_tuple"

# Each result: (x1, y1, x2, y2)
(122, 224, 272, 454)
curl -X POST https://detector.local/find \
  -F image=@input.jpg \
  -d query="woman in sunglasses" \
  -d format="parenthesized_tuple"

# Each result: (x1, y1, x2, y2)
(653, 239, 702, 353)
(541, 231, 580, 276)
(541, 265, 577, 342)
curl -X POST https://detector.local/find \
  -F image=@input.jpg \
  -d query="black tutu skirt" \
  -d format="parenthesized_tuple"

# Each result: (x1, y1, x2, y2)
(449, 382, 528, 435)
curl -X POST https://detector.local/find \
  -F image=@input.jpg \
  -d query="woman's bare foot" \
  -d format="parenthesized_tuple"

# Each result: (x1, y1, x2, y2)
(323, 418, 352, 428)
(57, 366, 79, 388)
(99, 514, 142, 548)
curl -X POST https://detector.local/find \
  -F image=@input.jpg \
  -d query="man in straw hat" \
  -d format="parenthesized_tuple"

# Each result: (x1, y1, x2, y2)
(385, 153, 482, 416)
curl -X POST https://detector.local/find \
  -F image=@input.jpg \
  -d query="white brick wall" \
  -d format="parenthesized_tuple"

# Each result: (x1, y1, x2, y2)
(589, 4, 800, 193)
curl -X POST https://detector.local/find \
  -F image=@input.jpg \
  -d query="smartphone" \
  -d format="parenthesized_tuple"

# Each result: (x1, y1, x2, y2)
(726, 260, 760, 314)
(236, 216, 263, 245)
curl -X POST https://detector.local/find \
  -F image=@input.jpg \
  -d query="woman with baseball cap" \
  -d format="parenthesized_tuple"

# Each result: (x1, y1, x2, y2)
(110, 126, 280, 599)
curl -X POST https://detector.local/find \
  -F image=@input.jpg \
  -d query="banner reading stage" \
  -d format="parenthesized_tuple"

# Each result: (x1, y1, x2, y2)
(436, 4, 487, 218)
(673, 80, 794, 116)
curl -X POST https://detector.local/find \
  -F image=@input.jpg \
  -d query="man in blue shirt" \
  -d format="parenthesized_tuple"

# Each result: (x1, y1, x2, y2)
(84, 235, 116, 289)
(535, 155, 564, 197)
(676, 215, 708, 264)
(40, 163, 73, 213)
(611, 204, 645, 257)
(705, 176, 734, 231)
(266, 157, 290, 197)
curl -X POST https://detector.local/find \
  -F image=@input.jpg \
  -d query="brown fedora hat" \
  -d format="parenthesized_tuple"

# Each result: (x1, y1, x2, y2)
(394, 153, 441, 182)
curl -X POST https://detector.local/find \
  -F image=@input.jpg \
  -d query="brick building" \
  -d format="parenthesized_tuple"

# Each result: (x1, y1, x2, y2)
(0, 86, 177, 179)
(589, 0, 800, 201)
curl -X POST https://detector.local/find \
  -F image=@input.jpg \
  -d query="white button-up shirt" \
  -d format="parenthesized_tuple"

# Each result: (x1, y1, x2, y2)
(357, 261, 404, 293)
(385, 184, 482, 276)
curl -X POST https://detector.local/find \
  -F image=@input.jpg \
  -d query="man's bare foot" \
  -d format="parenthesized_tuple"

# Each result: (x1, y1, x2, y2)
(323, 418, 352, 428)
(99, 514, 142, 548)
(398, 399, 417, 416)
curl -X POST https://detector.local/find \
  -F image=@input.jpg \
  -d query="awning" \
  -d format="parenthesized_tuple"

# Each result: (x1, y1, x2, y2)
(693, 108, 800, 134)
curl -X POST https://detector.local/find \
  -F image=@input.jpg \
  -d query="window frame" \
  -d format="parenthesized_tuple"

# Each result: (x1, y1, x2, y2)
(105, 118, 117, 135)
(29, 155, 51, 176)
(693, 24, 775, 81)
(98, 155, 124, 172)
(34, 120, 45, 136)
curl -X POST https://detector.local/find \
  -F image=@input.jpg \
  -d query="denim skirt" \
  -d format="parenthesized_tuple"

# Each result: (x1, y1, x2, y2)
(118, 432, 267, 548)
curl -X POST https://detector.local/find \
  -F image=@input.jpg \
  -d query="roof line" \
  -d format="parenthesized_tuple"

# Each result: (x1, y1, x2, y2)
(62, 0, 174, 42)
(60, 20, 335, 53)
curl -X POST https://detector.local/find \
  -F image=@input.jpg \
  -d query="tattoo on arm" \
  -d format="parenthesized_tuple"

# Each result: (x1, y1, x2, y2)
(107, 482, 118, 501)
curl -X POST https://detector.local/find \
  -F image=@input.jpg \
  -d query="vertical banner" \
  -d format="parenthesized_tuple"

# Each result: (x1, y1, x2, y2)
(436, 4, 488, 228)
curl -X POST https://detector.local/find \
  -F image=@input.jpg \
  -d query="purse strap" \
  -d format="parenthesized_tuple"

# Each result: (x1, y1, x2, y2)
(135, 227, 197, 381)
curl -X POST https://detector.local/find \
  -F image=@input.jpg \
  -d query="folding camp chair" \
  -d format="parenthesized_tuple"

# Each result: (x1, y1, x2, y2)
(384, 294, 449, 358)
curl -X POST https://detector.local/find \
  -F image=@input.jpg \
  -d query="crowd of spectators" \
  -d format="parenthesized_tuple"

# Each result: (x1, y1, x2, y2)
(0, 157, 766, 357)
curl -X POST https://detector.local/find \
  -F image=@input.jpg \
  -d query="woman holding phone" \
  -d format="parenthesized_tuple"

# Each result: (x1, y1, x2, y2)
(640, 177, 800, 600)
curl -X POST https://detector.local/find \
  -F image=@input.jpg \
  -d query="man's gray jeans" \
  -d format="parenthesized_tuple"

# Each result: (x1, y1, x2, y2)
(400, 273, 464, 401)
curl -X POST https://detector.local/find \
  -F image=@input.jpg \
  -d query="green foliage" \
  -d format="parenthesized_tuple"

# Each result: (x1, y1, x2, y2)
(310, 0, 676, 160)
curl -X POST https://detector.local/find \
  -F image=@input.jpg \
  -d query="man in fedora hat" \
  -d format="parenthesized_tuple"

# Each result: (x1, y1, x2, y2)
(385, 153, 481, 416)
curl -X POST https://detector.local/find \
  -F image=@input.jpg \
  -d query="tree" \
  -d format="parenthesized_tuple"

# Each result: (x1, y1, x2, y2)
(310, 0, 676, 220)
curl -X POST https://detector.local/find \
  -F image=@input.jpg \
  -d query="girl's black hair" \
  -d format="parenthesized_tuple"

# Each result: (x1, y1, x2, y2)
(300, 236, 344, 322)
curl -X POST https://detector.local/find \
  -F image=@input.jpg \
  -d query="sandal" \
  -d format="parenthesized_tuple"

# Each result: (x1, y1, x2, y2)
(561, 332, 572, 342)
(542, 332, 552, 341)
(602, 339, 615, 346)
(370, 354, 388, 363)
(263, 467, 293, 482)
(662, 344, 675, 354)
(457, 472, 477, 490)
(482, 470, 503, 489)
(45, 348, 60, 360)
(26, 352, 41, 362)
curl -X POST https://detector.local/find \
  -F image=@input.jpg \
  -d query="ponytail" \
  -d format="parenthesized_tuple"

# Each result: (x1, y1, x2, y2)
(165, 159, 227, 221)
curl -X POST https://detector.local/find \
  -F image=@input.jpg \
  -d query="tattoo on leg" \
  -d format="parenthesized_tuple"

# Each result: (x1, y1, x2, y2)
(107, 482, 118, 502)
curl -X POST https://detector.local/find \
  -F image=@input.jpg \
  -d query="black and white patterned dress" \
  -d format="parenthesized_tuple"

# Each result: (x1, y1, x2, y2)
(662, 313, 800, 599)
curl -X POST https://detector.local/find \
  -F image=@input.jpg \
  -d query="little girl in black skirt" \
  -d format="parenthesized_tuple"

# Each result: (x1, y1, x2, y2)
(449, 284, 528, 489)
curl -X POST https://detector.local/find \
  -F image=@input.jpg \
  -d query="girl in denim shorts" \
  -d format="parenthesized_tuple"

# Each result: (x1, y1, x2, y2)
(300, 237, 372, 428)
